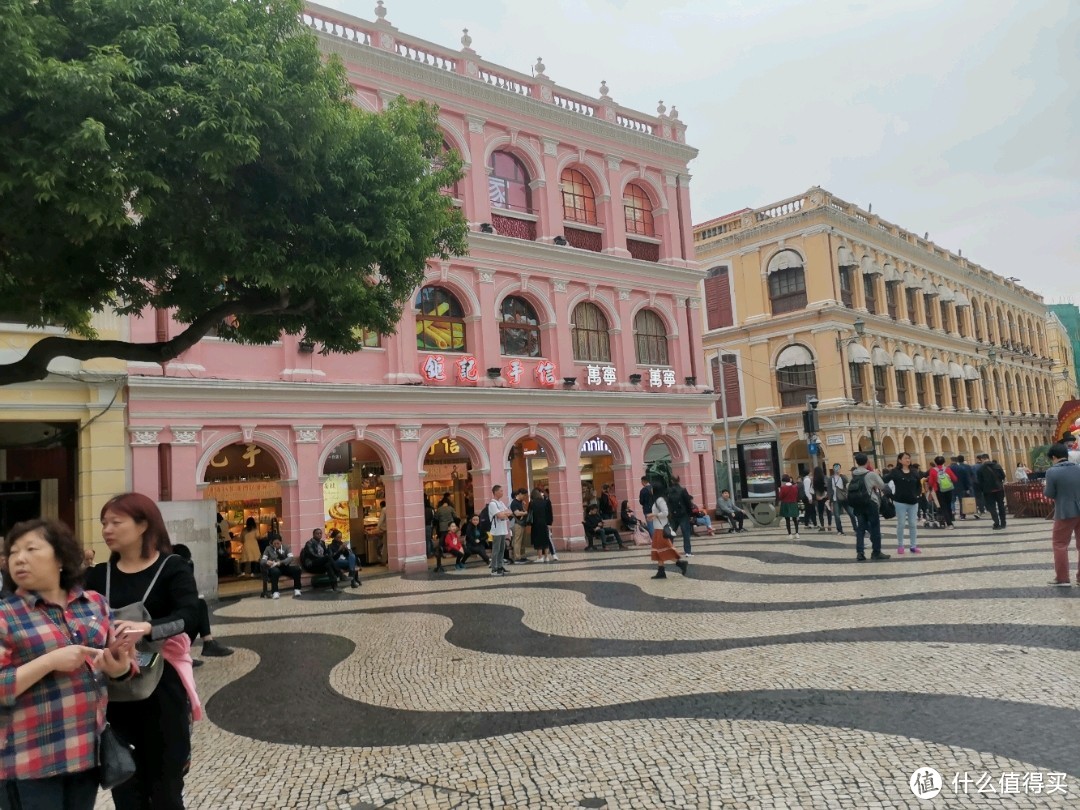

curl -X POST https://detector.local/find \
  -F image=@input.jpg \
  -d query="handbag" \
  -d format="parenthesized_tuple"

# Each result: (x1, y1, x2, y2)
(98, 722, 137, 789)
(662, 524, 675, 540)
(106, 556, 175, 702)
(879, 496, 896, 520)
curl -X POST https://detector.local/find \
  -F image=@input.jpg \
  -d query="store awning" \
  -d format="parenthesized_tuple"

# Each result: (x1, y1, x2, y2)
(922, 278, 938, 295)
(931, 358, 948, 376)
(776, 344, 814, 368)
(837, 246, 857, 268)
(883, 262, 901, 282)
(938, 285, 956, 302)
(861, 255, 883, 275)
(871, 346, 893, 367)
(914, 355, 930, 373)
(954, 291, 971, 307)
(893, 351, 915, 371)
(948, 361, 964, 379)
(963, 363, 980, 380)
(846, 343, 871, 364)
(903, 270, 921, 289)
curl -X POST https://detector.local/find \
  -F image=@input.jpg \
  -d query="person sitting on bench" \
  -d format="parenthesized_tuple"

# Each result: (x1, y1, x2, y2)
(715, 489, 749, 533)
(442, 523, 466, 569)
(300, 527, 339, 592)
(584, 504, 622, 549)
(262, 536, 303, 598)
(328, 529, 360, 588)
(461, 515, 491, 566)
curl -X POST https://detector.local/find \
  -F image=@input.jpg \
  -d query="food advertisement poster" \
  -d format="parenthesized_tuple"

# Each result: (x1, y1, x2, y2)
(323, 474, 351, 543)
(737, 441, 780, 500)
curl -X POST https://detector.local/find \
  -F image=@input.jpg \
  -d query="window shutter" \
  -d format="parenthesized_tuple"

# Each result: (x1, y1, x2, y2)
(704, 267, 733, 329)
(710, 354, 742, 418)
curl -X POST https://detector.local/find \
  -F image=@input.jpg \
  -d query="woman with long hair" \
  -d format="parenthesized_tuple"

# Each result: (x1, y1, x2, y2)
(1, 519, 134, 809)
(237, 517, 261, 577)
(85, 493, 200, 810)
(648, 483, 687, 579)
(778, 474, 801, 540)
(811, 467, 829, 531)
(886, 453, 922, 554)
(529, 487, 553, 562)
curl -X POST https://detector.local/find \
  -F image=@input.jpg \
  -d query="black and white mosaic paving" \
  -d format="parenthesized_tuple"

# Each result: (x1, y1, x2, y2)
(97, 520, 1080, 809)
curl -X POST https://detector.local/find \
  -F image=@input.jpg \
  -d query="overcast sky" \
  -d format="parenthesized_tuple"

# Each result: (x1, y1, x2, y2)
(323, 0, 1078, 303)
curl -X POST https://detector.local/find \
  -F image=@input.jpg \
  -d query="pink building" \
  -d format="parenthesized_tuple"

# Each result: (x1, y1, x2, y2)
(125, 2, 715, 574)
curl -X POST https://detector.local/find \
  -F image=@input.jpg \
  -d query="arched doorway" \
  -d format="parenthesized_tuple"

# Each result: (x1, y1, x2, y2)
(881, 435, 897, 461)
(903, 436, 917, 457)
(424, 436, 475, 522)
(204, 442, 282, 581)
(508, 437, 553, 495)
(322, 439, 390, 565)
(579, 436, 616, 514)
(940, 436, 952, 457)
(922, 436, 935, 468)
(785, 438, 809, 478)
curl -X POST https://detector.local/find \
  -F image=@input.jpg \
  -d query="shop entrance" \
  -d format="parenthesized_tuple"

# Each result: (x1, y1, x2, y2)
(579, 437, 614, 517)
(424, 436, 474, 521)
(0, 421, 77, 535)
(508, 437, 552, 495)
(204, 442, 281, 580)
(322, 440, 388, 566)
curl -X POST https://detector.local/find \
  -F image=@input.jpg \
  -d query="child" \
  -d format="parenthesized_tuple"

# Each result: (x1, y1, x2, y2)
(778, 474, 801, 540)
(443, 522, 465, 569)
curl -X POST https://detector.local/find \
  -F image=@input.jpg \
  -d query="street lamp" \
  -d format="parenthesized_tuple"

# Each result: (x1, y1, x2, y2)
(712, 348, 737, 499)
(986, 349, 1009, 468)
(837, 318, 881, 467)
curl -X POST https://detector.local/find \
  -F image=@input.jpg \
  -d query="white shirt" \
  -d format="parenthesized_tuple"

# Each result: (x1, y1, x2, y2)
(488, 499, 510, 536)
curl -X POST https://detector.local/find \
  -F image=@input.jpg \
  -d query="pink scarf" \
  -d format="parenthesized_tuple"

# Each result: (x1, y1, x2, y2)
(161, 634, 203, 721)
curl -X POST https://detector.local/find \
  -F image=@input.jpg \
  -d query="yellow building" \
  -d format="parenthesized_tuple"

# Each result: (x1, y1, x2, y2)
(695, 187, 1059, 478)
(0, 313, 128, 552)
(1046, 310, 1078, 406)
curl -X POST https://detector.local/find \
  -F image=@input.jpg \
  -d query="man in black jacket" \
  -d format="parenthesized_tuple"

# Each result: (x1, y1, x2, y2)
(638, 476, 655, 534)
(975, 453, 1007, 530)
(667, 476, 695, 556)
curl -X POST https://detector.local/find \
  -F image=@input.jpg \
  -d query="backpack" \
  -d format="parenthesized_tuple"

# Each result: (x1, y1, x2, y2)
(477, 503, 493, 537)
(846, 474, 872, 508)
(937, 469, 954, 492)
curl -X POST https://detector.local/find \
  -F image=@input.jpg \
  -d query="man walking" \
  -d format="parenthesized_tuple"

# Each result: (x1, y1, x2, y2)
(1044, 443, 1080, 587)
(949, 455, 975, 520)
(487, 484, 513, 576)
(510, 488, 529, 562)
(667, 475, 695, 556)
(639, 476, 655, 535)
(975, 452, 1007, 530)
(849, 452, 890, 562)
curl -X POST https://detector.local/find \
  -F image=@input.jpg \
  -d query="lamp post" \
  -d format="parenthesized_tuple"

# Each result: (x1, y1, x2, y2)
(837, 318, 882, 467)
(712, 349, 737, 499)
(986, 349, 1009, 468)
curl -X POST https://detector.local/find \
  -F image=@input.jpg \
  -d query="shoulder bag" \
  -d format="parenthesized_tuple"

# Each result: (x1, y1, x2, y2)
(105, 555, 175, 702)
(98, 722, 137, 789)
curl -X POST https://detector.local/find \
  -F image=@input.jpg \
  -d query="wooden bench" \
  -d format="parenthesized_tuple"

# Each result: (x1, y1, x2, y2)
(1004, 482, 1054, 519)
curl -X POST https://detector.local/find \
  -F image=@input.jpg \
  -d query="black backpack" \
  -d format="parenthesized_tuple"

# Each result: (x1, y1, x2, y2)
(477, 503, 493, 537)
(847, 474, 872, 508)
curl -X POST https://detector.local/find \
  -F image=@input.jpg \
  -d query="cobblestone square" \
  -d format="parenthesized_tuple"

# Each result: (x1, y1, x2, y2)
(98, 518, 1079, 808)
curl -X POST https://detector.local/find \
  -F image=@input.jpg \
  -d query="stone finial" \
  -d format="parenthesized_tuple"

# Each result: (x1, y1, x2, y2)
(374, 0, 387, 21)
(656, 100, 667, 116)
(460, 28, 472, 49)
(534, 56, 546, 77)
(599, 80, 610, 98)
(669, 105, 680, 120)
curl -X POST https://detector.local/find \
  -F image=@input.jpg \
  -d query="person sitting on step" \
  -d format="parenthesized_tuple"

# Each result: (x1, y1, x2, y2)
(584, 504, 623, 549)
(261, 536, 304, 599)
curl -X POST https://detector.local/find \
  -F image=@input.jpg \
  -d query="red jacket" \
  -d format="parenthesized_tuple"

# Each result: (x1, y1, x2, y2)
(778, 482, 799, 504)
(928, 465, 958, 492)
(443, 532, 463, 553)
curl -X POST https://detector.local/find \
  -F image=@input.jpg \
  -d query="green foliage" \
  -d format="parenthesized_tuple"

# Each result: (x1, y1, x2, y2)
(646, 459, 673, 489)
(1030, 445, 1052, 472)
(0, 0, 466, 364)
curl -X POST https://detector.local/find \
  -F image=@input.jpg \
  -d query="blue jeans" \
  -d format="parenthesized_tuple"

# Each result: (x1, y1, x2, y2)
(2, 770, 98, 810)
(854, 505, 882, 555)
(679, 515, 693, 554)
(833, 502, 854, 533)
(895, 502, 919, 549)
(334, 550, 358, 576)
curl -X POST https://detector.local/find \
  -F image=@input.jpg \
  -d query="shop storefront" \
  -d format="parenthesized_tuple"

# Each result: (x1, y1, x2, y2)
(322, 439, 387, 565)
(423, 436, 474, 519)
(203, 442, 282, 578)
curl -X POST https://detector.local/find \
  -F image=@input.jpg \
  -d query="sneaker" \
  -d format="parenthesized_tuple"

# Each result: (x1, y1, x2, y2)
(293, 589, 302, 597)
(192, 659, 204, 668)
(1050, 580, 1071, 587)
(491, 570, 500, 576)
(897, 547, 905, 555)
(201, 639, 234, 657)
(870, 551, 891, 561)
(516, 557, 529, 563)
(552, 554, 560, 561)
(351, 577, 360, 588)
(272, 592, 280, 600)
(910, 547, 922, 554)
(685, 553, 694, 558)
(787, 534, 793, 540)
(856, 553, 867, 562)
(794, 533, 801, 540)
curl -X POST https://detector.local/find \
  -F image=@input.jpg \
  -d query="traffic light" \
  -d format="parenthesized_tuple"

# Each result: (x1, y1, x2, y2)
(802, 408, 819, 435)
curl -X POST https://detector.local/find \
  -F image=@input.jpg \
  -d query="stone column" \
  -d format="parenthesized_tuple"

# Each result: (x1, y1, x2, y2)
(554, 423, 584, 549)
(395, 425, 427, 574)
(292, 427, 324, 547)
(168, 427, 201, 502)
(603, 155, 631, 258)
(128, 429, 161, 501)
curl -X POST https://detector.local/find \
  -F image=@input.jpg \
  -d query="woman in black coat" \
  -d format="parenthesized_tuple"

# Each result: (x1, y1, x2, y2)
(529, 487, 554, 562)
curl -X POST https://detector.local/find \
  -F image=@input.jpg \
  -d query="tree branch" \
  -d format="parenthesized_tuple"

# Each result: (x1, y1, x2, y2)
(0, 298, 312, 387)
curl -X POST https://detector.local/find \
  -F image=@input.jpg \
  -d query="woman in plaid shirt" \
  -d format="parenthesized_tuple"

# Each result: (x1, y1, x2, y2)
(1, 519, 134, 808)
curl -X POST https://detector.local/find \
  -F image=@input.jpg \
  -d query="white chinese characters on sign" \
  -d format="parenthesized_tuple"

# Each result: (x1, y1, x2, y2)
(535, 359, 557, 388)
(421, 355, 446, 382)
(602, 367, 617, 386)
(455, 355, 479, 384)
(649, 368, 662, 387)
(647, 368, 677, 388)
(503, 359, 525, 387)
(585, 365, 617, 386)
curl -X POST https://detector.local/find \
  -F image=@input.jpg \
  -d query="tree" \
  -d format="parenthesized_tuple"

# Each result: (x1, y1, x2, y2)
(0, 0, 467, 385)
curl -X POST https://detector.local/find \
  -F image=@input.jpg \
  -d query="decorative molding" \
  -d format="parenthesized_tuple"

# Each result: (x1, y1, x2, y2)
(240, 424, 256, 443)
(542, 137, 558, 156)
(552, 279, 569, 293)
(685, 424, 699, 435)
(687, 297, 701, 309)
(466, 115, 485, 133)
(170, 428, 199, 445)
(129, 428, 161, 446)
(399, 425, 421, 442)
(487, 423, 505, 439)
(618, 288, 631, 301)
(627, 424, 644, 437)
(294, 426, 320, 444)
(606, 155, 622, 171)
(477, 269, 495, 284)
(562, 423, 579, 438)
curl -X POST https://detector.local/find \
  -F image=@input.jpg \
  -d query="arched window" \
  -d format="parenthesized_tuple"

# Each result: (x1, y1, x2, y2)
(415, 286, 466, 352)
(623, 183, 654, 236)
(776, 344, 817, 408)
(767, 251, 807, 314)
(633, 309, 668, 365)
(571, 302, 611, 362)
(488, 151, 531, 213)
(561, 168, 597, 224)
(499, 295, 541, 357)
